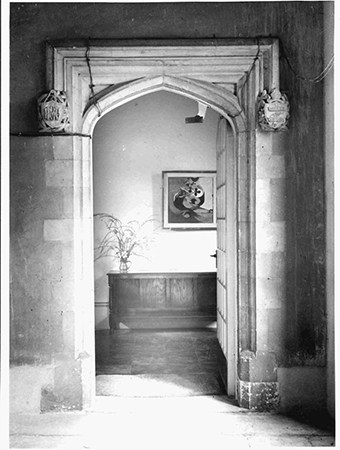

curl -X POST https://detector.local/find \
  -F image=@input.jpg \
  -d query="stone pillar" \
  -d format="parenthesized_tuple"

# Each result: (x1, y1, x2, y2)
(237, 131, 286, 411)
(10, 135, 95, 412)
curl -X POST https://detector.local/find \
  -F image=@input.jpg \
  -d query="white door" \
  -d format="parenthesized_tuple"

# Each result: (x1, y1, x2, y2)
(216, 116, 237, 396)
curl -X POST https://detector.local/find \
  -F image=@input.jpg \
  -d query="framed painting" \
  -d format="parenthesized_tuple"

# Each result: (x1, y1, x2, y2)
(163, 171, 217, 229)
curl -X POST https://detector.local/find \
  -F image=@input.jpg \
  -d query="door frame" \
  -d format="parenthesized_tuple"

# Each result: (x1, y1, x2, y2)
(46, 39, 281, 407)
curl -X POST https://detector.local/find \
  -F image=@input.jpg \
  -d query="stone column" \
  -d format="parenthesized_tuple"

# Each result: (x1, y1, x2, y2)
(237, 131, 286, 411)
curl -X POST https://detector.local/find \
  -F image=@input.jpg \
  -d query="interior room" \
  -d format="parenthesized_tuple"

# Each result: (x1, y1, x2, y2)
(93, 91, 223, 397)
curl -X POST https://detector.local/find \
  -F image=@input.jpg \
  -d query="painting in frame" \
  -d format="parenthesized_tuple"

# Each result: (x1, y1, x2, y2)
(163, 171, 217, 229)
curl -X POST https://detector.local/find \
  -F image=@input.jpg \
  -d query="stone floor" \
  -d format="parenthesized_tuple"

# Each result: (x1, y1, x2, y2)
(9, 395, 336, 448)
(9, 329, 335, 448)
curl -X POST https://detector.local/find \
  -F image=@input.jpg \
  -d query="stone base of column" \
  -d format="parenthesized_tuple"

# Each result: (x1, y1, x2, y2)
(237, 350, 279, 411)
(41, 352, 94, 412)
(237, 378, 279, 411)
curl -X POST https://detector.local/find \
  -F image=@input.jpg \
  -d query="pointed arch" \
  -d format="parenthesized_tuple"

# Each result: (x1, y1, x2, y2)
(82, 75, 246, 135)
(80, 74, 247, 402)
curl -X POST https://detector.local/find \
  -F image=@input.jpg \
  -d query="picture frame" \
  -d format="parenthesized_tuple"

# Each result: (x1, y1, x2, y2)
(163, 171, 217, 229)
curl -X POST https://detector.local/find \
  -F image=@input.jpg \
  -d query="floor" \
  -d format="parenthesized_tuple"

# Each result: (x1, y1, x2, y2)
(9, 329, 335, 448)
(95, 328, 226, 397)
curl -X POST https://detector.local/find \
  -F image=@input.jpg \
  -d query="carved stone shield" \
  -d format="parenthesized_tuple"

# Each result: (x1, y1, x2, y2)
(258, 88, 290, 131)
(38, 90, 70, 132)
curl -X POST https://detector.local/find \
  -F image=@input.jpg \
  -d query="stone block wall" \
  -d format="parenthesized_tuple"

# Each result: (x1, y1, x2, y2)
(10, 136, 95, 412)
(255, 132, 287, 359)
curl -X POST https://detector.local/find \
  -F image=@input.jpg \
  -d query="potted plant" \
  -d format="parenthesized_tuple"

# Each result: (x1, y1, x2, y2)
(94, 213, 155, 272)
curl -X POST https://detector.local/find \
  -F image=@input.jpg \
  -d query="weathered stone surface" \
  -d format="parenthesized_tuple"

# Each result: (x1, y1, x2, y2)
(51, 137, 75, 160)
(255, 179, 271, 222)
(256, 277, 285, 309)
(256, 222, 286, 253)
(270, 178, 286, 222)
(43, 219, 73, 241)
(41, 357, 83, 411)
(256, 132, 273, 156)
(238, 378, 279, 411)
(10, 365, 54, 413)
(256, 252, 286, 279)
(46, 160, 73, 187)
(268, 308, 285, 355)
(256, 309, 269, 350)
(9, 395, 335, 448)
(271, 130, 288, 156)
(238, 178, 249, 222)
(238, 350, 277, 383)
(256, 155, 285, 179)
(278, 367, 327, 413)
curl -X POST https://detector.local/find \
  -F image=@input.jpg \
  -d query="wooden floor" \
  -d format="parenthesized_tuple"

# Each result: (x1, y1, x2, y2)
(95, 328, 227, 397)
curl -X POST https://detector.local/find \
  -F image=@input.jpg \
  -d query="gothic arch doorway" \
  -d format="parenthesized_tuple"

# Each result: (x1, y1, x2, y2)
(85, 75, 242, 401)
(47, 39, 281, 408)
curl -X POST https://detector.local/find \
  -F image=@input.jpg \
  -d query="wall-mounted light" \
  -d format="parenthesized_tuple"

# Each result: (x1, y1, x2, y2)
(185, 102, 208, 124)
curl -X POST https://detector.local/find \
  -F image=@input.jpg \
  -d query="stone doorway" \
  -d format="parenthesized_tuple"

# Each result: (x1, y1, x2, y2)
(22, 39, 284, 410)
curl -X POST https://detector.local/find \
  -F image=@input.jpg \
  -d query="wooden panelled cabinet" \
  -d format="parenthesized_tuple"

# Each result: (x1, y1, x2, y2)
(107, 271, 217, 332)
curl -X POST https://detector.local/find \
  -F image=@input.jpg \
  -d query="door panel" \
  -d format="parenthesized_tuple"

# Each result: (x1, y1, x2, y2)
(216, 116, 237, 396)
(216, 117, 227, 356)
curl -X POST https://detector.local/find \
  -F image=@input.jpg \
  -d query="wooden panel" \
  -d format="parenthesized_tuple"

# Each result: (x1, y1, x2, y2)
(139, 278, 166, 309)
(197, 277, 217, 309)
(116, 279, 140, 312)
(225, 122, 237, 395)
(216, 117, 237, 396)
(216, 116, 228, 358)
(169, 278, 194, 308)
(107, 272, 216, 330)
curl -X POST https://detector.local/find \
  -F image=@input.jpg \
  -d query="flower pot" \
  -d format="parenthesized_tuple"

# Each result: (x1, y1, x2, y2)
(119, 259, 130, 273)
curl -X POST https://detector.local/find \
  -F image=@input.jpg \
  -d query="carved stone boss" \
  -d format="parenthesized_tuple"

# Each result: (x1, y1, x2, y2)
(38, 90, 70, 132)
(258, 88, 290, 131)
